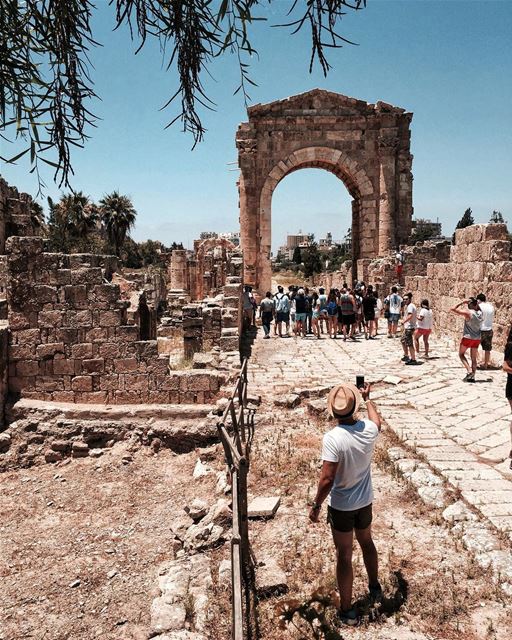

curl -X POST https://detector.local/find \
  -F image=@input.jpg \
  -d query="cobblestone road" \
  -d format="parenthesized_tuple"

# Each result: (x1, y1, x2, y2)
(247, 324, 512, 541)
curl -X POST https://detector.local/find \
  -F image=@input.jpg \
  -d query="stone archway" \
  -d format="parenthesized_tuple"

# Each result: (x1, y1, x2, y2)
(236, 89, 413, 293)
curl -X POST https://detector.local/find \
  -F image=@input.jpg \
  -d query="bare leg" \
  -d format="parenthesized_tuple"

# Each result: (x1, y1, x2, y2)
(459, 344, 470, 373)
(413, 330, 420, 355)
(470, 347, 478, 375)
(423, 334, 429, 357)
(332, 529, 354, 612)
(484, 350, 491, 368)
(355, 525, 378, 587)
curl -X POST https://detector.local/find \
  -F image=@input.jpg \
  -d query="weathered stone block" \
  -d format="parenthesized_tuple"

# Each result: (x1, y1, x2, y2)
(114, 358, 139, 373)
(36, 342, 65, 359)
(71, 343, 93, 359)
(82, 358, 105, 374)
(71, 376, 93, 392)
(38, 310, 63, 328)
(16, 360, 39, 377)
(9, 344, 35, 360)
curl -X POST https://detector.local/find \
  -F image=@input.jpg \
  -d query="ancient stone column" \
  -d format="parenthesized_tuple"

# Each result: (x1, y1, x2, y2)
(378, 141, 397, 255)
(169, 250, 188, 292)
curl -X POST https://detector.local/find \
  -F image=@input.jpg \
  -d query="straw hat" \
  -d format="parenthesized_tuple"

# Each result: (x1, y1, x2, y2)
(326, 382, 362, 419)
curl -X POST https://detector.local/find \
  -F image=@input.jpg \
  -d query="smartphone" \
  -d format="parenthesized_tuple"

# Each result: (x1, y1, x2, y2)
(356, 375, 365, 389)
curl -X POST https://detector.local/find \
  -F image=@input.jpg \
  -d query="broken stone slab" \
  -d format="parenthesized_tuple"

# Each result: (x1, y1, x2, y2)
(274, 394, 300, 409)
(192, 353, 216, 369)
(152, 555, 212, 636)
(218, 559, 231, 587)
(307, 398, 327, 415)
(185, 498, 208, 522)
(71, 441, 89, 458)
(0, 432, 11, 453)
(192, 459, 213, 479)
(183, 522, 225, 552)
(256, 558, 288, 597)
(442, 501, 478, 523)
(382, 375, 403, 385)
(417, 486, 447, 509)
(294, 385, 331, 399)
(248, 496, 280, 519)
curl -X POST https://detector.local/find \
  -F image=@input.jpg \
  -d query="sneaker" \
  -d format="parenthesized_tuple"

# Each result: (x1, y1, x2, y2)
(405, 359, 419, 365)
(401, 356, 410, 362)
(463, 372, 475, 382)
(369, 582, 383, 603)
(338, 608, 359, 626)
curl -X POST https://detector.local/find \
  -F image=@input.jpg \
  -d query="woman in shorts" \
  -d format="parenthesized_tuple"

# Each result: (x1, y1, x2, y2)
(311, 298, 322, 339)
(326, 291, 339, 339)
(502, 340, 512, 470)
(414, 299, 433, 358)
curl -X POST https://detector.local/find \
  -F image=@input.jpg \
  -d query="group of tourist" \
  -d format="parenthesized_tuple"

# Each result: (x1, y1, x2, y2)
(305, 288, 510, 629)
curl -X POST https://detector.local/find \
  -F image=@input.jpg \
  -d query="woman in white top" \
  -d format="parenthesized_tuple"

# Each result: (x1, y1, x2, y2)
(414, 299, 433, 358)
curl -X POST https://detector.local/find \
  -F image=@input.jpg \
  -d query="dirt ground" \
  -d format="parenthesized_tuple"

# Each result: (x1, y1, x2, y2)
(0, 441, 225, 640)
(1, 405, 511, 640)
(209, 405, 512, 640)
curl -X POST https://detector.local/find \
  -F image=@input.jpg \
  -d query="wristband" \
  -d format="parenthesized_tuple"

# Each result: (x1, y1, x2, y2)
(311, 502, 321, 510)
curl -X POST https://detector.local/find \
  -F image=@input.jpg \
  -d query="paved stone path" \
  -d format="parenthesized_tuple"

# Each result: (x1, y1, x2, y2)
(247, 325, 512, 541)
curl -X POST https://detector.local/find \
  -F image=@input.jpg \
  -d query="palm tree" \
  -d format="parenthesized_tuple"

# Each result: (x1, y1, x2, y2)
(99, 191, 137, 256)
(46, 192, 97, 252)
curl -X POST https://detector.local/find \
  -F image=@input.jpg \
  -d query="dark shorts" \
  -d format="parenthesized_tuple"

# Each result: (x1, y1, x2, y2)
(364, 311, 375, 322)
(342, 314, 356, 327)
(401, 328, 414, 347)
(480, 329, 493, 352)
(276, 311, 289, 323)
(327, 504, 373, 533)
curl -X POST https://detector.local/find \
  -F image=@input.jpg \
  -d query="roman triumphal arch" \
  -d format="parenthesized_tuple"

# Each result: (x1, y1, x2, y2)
(236, 89, 413, 293)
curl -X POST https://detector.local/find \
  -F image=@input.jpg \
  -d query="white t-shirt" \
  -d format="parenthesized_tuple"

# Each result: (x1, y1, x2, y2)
(321, 419, 379, 511)
(417, 307, 433, 330)
(404, 302, 417, 329)
(388, 293, 402, 315)
(479, 302, 494, 331)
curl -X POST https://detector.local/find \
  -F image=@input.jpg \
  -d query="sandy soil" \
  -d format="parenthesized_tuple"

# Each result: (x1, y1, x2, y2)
(209, 405, 512, 640)
(0, 441, 224, 640)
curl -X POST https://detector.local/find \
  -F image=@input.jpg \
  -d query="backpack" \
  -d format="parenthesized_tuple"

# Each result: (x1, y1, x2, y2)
(327, 300, 337, 315)
(276, 294, 290, 313)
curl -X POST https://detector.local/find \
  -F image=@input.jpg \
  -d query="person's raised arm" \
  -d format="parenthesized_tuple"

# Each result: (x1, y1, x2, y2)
(450, 300, 471, 319)
(361, 383, 382, 431)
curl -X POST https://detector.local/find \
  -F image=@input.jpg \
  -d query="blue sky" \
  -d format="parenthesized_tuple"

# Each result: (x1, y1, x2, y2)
(1, 0, 511, 251)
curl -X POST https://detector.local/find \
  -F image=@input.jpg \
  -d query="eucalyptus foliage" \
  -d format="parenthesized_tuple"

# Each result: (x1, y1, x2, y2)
(1, 1, 365, 189)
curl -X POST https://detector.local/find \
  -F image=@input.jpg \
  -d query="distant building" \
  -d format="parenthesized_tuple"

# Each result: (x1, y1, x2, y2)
(319, 232, 333, 248)
(286, 232, 314, 249)
(411, 218, 443, 240)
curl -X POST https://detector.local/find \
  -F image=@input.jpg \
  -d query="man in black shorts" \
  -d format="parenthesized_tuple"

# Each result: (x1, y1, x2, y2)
(309, 381, 382, 625)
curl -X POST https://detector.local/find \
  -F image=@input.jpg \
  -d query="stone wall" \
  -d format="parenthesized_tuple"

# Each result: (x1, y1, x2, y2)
(357, 240, 451, 296)
(405, 224, 512, 350)
(0, 177, 40, 253)
(6, 237, 225, 405)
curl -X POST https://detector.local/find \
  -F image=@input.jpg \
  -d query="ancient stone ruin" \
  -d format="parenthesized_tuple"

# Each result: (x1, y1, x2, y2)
(237, 89, 413, 293)
(0, 177, 244, 469)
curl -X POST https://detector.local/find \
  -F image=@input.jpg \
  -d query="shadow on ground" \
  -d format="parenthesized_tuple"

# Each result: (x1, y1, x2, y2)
(273, 571, 408, 639)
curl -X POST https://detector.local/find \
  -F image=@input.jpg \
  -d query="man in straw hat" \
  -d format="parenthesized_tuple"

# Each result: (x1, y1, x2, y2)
(309, 381, 382, 626)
